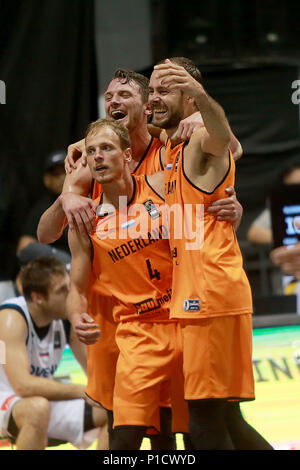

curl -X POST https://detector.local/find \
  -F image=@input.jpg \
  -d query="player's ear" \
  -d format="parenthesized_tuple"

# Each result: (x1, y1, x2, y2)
(144, 103, 152, 117)
(184, 95, 197, 114)
(124, 148, 132, 163)
(31, 291, 46, 305)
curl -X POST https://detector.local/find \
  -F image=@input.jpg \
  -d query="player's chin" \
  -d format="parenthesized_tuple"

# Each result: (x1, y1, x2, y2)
(95, 174, 113, 184)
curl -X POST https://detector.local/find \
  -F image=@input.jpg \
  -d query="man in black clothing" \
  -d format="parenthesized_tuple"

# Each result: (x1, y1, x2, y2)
(17, 151, 69, 255)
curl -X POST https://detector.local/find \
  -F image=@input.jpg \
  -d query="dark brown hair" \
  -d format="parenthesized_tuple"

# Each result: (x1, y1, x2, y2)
(113, 69, 149, 103)
(20, 257, 67, 301)
(157, 57, 203, 85)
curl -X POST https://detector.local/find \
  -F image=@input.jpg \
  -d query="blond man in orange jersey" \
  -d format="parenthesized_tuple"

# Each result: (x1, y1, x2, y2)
(37, 69, 243, 449)
(66, 119, 191, 450)
(149, 57, 273, 450)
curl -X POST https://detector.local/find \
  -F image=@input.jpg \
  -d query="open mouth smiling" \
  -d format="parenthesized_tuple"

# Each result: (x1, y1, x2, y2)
(111, 110, 127, 121)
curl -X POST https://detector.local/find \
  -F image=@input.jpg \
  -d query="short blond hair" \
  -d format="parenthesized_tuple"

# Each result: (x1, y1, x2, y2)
(85, 118, 131, 150)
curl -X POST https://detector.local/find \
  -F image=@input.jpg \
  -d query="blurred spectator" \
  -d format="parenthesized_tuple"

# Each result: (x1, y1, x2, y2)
(247, 163, 300, 245)
(271, 242, 300, 281)
(17, 151, 69, 254)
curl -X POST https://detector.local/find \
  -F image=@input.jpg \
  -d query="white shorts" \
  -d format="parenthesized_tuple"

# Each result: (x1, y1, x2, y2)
(0, 392, 92, 448)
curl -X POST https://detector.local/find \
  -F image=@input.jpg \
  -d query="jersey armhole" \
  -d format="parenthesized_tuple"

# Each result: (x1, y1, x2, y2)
(159, 146, 165, 170)
(145, 175, 165, 201)
(182, 149, 231, 194)
(62, 319, 71, 344)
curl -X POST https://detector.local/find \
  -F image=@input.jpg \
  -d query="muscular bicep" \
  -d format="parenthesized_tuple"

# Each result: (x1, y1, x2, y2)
(0, 309, 31, 393)
(189, 127, 229, 159)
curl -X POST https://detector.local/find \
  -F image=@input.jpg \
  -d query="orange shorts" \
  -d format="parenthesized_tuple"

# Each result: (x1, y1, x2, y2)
(180, 313, 255, 401)
(113, 321, 189, 433)
(85, 295, 119, 411)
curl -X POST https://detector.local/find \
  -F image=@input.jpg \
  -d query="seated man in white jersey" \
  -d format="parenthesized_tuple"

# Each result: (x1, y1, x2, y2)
(0, 256, 107, 450)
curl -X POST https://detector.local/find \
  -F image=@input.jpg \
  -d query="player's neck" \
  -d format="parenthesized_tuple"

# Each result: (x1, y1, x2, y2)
(27, 301, 52, 328)
(166, 126, 184, 148)
(102, 171, 134, 209)
(129, 125, 152, 163)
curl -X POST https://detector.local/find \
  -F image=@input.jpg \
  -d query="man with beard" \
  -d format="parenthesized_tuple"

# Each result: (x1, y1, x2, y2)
(148, 57, 273, 450)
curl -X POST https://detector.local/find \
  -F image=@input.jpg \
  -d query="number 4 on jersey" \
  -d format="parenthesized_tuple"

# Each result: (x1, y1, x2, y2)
(146, 259, 161, 281)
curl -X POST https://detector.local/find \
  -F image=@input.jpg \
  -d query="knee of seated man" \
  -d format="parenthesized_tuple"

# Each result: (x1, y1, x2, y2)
(12, 396, 50, 430)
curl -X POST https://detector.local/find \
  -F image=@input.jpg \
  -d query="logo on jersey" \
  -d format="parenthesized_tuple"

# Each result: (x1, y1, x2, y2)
(166, 152, 179, 171)
(183, 299, 200, 311)
(54, 331, 61, 349)
(143, 200, 160, 220)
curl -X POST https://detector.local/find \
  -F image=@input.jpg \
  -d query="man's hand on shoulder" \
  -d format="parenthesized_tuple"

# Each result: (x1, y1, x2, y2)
(59, 192, 97, 234)
(65, 139, 86, 173)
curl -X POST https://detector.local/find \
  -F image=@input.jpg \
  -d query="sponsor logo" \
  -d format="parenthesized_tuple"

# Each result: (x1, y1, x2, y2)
(183, 299, 200, 311)
(135, 289, 172, 315)
(143, 199, 160, 220)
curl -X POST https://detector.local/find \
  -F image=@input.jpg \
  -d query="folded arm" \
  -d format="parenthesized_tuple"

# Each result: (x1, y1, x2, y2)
(0, 309, 85, 400)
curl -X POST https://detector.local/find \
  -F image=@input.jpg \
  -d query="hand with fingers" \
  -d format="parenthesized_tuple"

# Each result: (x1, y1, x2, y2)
(59, 192, 97, 234)
(72, 312, 101, 345)
(176, 112, 205, 141)
(65, 139, 87, 173)
(154, 59, 204, 97)
(270, 242, 300, 280)
(207, 187, 243, 229)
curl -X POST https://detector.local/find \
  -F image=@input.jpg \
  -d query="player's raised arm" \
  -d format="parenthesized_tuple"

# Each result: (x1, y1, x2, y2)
(154, 60, 231, 157)
(37, 158, 96, 243)
(65, 138, 87, 173)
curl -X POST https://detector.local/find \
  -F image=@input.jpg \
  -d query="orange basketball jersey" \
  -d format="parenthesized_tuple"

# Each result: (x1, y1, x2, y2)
(164, 139, 253, 319)
(86, 137, 164, 409)
(89, 174, 172, 323)
(92, 136, 164, 199)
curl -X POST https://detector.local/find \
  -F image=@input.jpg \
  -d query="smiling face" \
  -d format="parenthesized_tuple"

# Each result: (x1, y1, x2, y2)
(86, 125, 131, 185)
(148, 70, 185, 132)
(104, 78, 149, 132)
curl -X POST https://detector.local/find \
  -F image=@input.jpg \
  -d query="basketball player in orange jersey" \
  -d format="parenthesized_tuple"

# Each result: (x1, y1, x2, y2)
(66, 118, 190, 450)
(148, 57, 273, 450)
(37, 69, 244, 449)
